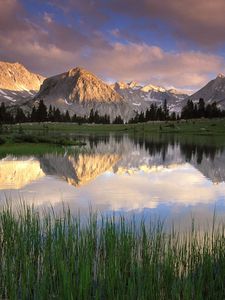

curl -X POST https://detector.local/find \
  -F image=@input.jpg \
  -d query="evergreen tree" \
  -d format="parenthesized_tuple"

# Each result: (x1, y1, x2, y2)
(163, 99, 169, 120)
(89, 109, 95, 123)
(36, 100, 47, 122)
(0, 103, 6, 124)
(113, 115, 124, 124)
(198, 98, 205, 118)
(15, 108, 27, 123)
(54, 108, 62, 122)
(48, 105, 54, 122)
(64, 110, 71, 122)
(31, 106, 37, 122)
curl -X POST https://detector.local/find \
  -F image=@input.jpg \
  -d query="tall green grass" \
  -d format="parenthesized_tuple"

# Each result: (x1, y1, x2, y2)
(0, 207, 224, 299)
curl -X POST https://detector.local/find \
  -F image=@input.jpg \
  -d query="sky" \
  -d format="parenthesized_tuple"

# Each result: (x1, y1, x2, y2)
(0, 0, 225, 91)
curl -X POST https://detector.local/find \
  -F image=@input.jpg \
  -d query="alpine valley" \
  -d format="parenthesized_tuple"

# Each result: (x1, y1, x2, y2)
(1, 61, 225, 120)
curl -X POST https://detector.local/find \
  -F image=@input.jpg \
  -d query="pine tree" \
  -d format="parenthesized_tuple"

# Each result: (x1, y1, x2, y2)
(163, 99, 169, 120)
(36, 100, 47, 122)
(48, 105, 54, 122)
(15, 108, 27, 123)
(0, 103, 6, 124)
(89, 109, 95, 123)
(198, 98, 205, 118)
(64, 110, 71, 122)
(31, 106, 37, 122)
(113, 115, 124, 124)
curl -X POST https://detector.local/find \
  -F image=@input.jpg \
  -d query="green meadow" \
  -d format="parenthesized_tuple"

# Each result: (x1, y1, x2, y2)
(6, 118, 225, 135)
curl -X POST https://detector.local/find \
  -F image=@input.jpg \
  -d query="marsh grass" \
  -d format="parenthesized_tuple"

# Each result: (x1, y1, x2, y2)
(0, 206, 224, 299)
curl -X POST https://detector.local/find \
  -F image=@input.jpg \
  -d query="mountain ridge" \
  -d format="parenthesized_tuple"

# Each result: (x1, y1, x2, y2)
(1, 60, 225, 118)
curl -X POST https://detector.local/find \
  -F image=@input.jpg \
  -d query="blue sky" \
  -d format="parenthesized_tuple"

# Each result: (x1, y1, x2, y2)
(1, 0, 225, 91)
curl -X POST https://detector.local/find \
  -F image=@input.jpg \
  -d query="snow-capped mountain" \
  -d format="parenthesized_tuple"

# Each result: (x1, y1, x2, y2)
(111, 81, 189, 113)
(0, 61, 44, 105)
(189, 74, 225, 108)
(1, 60, 225, 119)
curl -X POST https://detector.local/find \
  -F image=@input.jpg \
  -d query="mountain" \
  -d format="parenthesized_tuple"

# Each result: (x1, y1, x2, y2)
(33, 67, 133, 121)
(111, 81, 189, 113)
(0, 61, 44, 105)
(189, 74, 225, 108)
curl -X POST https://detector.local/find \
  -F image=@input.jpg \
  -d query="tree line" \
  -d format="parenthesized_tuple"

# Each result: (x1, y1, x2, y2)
(0, 100, 112, 125)
(0, 98, 224, 125)
(181, 98, 225, 119)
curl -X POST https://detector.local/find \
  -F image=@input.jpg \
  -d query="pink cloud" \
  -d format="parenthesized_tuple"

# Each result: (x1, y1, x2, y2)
(1, 0, 225, 91)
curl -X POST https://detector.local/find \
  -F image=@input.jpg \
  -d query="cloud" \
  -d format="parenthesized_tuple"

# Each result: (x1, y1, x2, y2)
(1, 162, 225, 215)
(0, 0, 225, 90)
(48, 0, 225, 47)
(85, 43, 225, 89)
(107, 0, 225, 48)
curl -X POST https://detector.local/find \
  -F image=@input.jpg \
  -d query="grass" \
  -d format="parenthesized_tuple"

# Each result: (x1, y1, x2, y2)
(0, 143, 63, 158)
(5, 118, 225, 135)
(0, 206, 224, 299)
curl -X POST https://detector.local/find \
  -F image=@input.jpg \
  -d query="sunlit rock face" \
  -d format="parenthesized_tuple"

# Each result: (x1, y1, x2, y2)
(0, 157, 44, 189)
(0, 61, 44, 105)
(33, 67, 133, 121)
(40, 153, 121, 187)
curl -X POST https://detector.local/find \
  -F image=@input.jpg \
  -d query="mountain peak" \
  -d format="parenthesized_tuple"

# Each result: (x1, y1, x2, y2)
(0, 60, 44, 92)
(141, 84, 166, 93)
(128, 81, 138, 88)
(216, 73, 225, 79)
(36, 66, 124, 105)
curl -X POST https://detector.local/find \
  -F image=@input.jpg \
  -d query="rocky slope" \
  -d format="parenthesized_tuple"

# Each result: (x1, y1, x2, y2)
(0, 61, 44, 105)
(34, 67, 133, 121)
(111, 81, 188, 113)
(188, 74, 225, 108)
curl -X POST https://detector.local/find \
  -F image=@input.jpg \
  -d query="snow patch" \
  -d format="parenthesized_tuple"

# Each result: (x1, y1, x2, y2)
(3, 95, 16, 102)
(0, 90, 7, 95)
(65, 98, 72, 105)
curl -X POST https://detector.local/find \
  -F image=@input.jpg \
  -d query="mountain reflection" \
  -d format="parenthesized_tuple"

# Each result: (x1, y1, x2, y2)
(0, 135, 225, 222)
(0, 135, 225, 190)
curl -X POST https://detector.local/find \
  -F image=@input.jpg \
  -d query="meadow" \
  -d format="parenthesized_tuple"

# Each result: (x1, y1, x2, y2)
(6, 118, 225, 135)
(0, 206, 224, 299)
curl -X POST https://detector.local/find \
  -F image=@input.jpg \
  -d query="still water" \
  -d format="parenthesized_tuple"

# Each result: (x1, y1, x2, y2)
(0, 134, 225, 226)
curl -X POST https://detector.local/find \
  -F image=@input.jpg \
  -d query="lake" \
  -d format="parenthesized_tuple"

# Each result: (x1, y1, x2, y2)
(1, 133, 225, 228)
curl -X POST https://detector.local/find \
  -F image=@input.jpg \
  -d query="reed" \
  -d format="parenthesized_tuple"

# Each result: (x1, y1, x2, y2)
(0, 206, 224, 299)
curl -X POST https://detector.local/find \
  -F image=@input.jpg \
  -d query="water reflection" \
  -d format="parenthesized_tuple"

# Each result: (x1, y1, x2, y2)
(0, 134, 225, 225)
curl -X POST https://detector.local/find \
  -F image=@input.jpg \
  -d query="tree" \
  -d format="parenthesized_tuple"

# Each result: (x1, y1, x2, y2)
(89, 109, 95, 123)
(48, 105, 54, 122)
(15, 108, 27, 123)
(198, 98, 205, 118)
(64, 110, 71, 122)
(113, 115, 124, 124)
(163, 99, 169, 120)
(54, 108, 62, 122)
(181, 99, 194, 119)
(0, 103, 6, 124)
(31, 106, 37, 122)
(36, 100, 47, 122)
